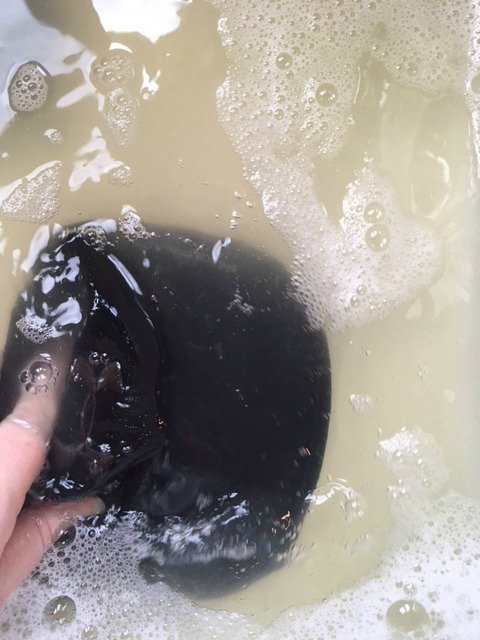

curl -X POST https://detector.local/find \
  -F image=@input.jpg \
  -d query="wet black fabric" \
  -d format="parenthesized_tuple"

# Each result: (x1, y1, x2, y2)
(0, 223, 331, 594)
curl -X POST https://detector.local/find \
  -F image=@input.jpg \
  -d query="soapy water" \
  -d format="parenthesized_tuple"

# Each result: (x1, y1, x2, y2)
(1, 426, 479, 640)
(0, 0, 479, 638)
(209, 0, 480, 332)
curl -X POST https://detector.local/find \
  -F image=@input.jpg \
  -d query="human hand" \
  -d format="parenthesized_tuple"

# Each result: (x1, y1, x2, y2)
(0, 384, 104, 608)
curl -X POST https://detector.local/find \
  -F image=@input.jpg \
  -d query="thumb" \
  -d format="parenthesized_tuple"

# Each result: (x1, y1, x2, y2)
(0, 496, 105, 608)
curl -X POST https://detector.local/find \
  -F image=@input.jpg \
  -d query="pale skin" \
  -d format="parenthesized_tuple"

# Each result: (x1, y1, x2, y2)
(0, 353, 104, 609)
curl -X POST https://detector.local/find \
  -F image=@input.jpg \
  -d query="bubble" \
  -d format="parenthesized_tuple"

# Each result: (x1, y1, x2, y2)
(276, 53, 293, 69)
(229, 209, 243, 230)
(363, 201, 385, 223)
(88, 351, 103, 367)
(365, 224, 390, 251)
(8, 61, 49, 112)
(81, 626, 99, 640)
(315, 83, 338, 106)
(90, 49, 135, 94)
(31, 361, 53, 384)
(43, 596, 77, 627)
(44, 128, 63, 145)
(0, 161, 62, 223)
(471, 73, 480, 94)
(19, 357, 58, 394)
(54, 526, 77, 548)
(406, 61, 418, 76)
(386, 599, 430, 632)
(403, 582, 417, 597)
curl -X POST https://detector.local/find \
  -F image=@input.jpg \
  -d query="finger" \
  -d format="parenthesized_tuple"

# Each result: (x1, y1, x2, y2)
(0, 418, 48, 553)
(0, 496, 105, 608)
(0, 394, 57, 554)
(0, 352, 69, 554)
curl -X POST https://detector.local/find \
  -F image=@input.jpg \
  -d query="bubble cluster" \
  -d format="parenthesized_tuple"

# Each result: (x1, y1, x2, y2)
(8, 61, 49, 113)
(348, 393, 373, 415)
(266, 433, 480, 640)
(80, 224, 109, 251)
(107, 163, 134, 187)
(118, 205, 153, 241)
(90, 49, 135, 94)
(88, 351, 109, 368)
(103, 88, 139, 148)
(19, 356, 58, 394)
(229, 209, 242, 230)
(377, 427, 449, 500)
(207, 0, 480, 331)
(0, 161, 62, 223)
(16, 312, 55, 344)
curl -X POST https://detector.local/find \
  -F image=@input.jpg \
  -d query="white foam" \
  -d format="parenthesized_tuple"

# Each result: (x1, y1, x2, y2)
(208, 0, 480, 331)
(2, 427, 479, 639)
(0, 161, 62, 224)
(0, 517, 258, 640)
(119, 205, 153, 241)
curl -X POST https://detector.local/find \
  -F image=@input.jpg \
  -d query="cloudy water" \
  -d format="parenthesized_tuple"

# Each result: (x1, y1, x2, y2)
(0, 0, 479, 638)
